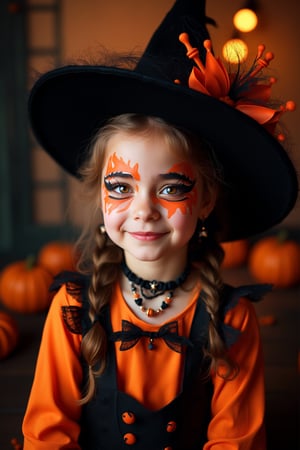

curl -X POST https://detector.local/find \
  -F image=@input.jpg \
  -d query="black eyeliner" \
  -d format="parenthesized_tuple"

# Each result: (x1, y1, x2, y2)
(104, 179, 117, 191)
(173, 183, 195, 194)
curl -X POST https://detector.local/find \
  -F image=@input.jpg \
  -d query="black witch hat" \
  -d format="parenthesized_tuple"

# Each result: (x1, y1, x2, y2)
(28, 0, 298, 241)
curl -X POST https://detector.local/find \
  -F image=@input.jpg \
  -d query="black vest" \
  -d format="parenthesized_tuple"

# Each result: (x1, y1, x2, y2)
(79, 298, 212, 450)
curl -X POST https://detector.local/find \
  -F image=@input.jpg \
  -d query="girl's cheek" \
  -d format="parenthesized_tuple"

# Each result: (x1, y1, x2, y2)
(152, 190, 198, 219)
(102, 186, 133, 215)
(104, 196, 133, 215)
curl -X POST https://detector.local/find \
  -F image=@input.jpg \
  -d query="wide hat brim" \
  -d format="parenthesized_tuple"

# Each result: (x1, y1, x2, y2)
(28, 65, 298, 242)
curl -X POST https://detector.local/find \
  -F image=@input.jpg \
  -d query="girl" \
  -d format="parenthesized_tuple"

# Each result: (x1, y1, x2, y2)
(22, 1, 297, 449)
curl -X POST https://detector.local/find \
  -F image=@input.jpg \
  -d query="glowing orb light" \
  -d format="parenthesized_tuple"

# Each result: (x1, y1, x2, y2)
(222, 39, 248, 64)
(233, 8, 258, 32)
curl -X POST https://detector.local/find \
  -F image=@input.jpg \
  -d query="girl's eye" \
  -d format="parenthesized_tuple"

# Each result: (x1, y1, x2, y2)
(162, 186, 177, 195)
(104, 180, 133, 198)
(159, 183, 194, 200)
(115, 184, 131, 194)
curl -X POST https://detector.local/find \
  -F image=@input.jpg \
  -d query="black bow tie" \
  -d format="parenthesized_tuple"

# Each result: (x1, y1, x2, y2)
(110, 320, 193, 353)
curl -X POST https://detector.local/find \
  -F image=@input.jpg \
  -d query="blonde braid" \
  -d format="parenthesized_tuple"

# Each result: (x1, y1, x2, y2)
(191, 236, 238, 379)
(80, 227, 122, 404)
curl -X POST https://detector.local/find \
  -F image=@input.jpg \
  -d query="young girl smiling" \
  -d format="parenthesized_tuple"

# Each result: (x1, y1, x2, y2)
(22, 1, 297, 449)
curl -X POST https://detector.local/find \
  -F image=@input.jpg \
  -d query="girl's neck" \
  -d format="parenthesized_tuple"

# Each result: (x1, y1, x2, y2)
(123, 253, 189, 282)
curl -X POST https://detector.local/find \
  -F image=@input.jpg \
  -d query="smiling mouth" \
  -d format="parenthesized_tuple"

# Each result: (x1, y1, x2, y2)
(128, 231, 168, 241)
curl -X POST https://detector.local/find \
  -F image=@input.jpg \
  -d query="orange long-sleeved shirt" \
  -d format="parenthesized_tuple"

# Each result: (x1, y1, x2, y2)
(22, 281, 266, 449)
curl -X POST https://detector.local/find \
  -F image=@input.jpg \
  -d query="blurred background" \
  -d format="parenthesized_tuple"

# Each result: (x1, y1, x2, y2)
(0, 0, 299, 449)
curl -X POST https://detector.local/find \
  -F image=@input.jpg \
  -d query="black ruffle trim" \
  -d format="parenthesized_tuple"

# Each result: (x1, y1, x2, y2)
(50, 271, 92, 335)
(50, 271, 272, 349)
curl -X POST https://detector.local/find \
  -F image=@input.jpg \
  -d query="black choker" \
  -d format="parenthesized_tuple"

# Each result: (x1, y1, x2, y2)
(121, 260, 190, 300)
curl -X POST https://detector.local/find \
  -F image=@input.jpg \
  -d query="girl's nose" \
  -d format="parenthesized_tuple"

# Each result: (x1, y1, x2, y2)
(132, 193, 161, 221)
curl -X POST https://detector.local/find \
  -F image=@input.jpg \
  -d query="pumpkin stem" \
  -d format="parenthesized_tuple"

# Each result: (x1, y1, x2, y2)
(277, 229, 289, 244)
(25, 254, 36, 270)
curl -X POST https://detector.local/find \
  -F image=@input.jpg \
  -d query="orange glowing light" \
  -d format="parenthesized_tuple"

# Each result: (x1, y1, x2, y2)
(233, 8, 258, 32)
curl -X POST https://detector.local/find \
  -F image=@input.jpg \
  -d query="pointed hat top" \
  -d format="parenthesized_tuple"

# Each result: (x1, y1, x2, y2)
(136, 0, 215, 81)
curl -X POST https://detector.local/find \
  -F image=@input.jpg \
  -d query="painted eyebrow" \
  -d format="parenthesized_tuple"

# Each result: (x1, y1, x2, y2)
(104, 172, 133, 180)
(159, 172, 195, 184)
(104, 171, 195, 184)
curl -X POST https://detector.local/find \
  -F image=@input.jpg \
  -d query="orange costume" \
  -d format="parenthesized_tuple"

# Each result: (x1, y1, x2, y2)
(23, 274, 268, 449)
(23, 0, 297, 446)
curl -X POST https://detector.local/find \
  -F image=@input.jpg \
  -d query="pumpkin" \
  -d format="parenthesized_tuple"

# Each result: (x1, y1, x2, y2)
(10, 438, 23, 450)
(221, 239, 249, 268)
(248, 233, 300, 288)
(0, 256, 53, 313)
(38, 241, 76, 276)
(0, 311, 19, 359)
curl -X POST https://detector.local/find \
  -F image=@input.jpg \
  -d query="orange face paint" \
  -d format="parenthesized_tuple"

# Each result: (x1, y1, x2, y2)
(153, 162, 198, 218)
(103, 152, 140, 214)
(105, 152, 140, 181)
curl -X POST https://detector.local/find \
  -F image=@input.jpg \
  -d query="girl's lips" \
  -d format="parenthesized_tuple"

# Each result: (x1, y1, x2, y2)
(128, 231, 168, 241)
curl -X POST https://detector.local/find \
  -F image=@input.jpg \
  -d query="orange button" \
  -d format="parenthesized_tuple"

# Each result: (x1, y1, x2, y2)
(122, 411, 136, 425)
(123, 433, 137, 445)
(166, 420, 177, 432)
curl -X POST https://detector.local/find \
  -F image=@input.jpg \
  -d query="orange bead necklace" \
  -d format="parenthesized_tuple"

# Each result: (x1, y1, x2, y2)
(130, 283, 174, 317)
(121, 261, 190, 317)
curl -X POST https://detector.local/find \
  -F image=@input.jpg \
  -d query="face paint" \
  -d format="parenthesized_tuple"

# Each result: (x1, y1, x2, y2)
(153, 162, 198, 218)
(103, 152, 140, 214)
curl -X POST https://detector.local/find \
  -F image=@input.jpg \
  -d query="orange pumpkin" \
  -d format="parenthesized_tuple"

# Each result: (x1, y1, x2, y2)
(221, 239, 249, 268)
(0, 256, 53, 313)
(38, 241, 76, 276)
(0, 311, 19, 359)
(248, 234, 300, 288)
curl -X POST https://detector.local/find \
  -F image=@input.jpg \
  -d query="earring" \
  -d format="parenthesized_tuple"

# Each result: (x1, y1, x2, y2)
(99, 224, 106, 235)
(198, 220, 208, 239)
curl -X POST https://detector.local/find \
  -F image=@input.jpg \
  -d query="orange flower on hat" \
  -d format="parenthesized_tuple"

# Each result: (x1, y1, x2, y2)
(178, 33, 296, 141)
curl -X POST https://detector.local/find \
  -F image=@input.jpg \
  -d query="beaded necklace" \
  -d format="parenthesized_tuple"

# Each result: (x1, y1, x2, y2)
(121, 261, 190, 317)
